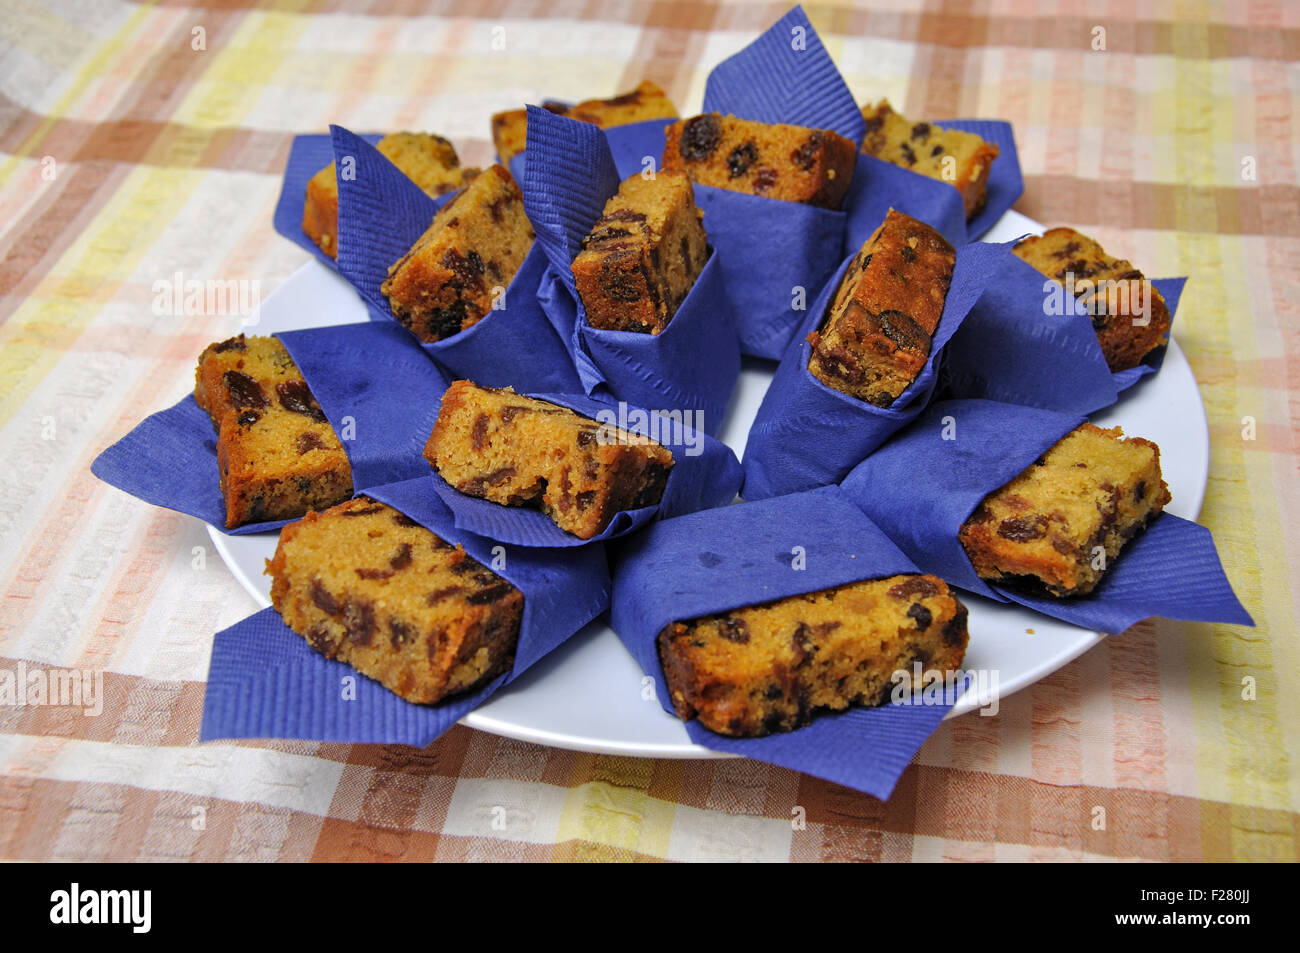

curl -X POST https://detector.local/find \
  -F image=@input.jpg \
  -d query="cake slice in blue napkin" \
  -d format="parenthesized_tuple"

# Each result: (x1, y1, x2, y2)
(330, 125, 582, 394)
(610, 485, 973, 800)
(272, 132, 380, 270)
(425, 388, 742, 548)
(91, 322, 448, 535)
(742, 232, 1013, 501)
(845, 114, 1024, 250)
(520, 107, 741, 435)
(677, 5, 860, 359)
(839, 398, 1253, 631)
(200, 478, 610, 745)
(942, 257, 1187, 412)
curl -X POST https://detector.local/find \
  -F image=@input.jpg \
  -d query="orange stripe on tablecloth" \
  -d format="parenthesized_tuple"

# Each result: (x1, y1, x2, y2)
(1, 6, 247, 168)
(113, 0, 1300, 61)
(1108, 621, 1170, 793)
(617, 8, 717, 111)
(0, 13, 253, 321)
(0, 773, 326, 861)
(3, 704, 1296, 860)
(0, 658, 206, 746)
(1017, 177, 1300, 238)
(0, 159, 135, 314)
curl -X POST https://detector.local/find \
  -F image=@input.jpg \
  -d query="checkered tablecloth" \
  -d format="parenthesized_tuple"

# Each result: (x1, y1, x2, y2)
(1, 0, 1293, 862)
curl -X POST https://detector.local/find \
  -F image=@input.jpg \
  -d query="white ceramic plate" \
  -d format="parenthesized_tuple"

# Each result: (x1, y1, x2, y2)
(212, 210, 1207, 758)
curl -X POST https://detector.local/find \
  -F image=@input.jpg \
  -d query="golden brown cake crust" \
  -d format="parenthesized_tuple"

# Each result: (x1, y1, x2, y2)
(1012, 227, 1172, 372)
(662, 113, 856, 209)
(194, 334, 352, 528)
(958, 423, 1171, 596)
(490, 81, 678, 162)
(807, 208, 955, 406)
(381, 165, 535, 342)
(568, 80, 679, 127)
(860, 100, 999, 220)
(424, 381, 674, 539)
(571, 171, 709, 334)
(657, 574, 969, 737)
(267, 498, 522, 704)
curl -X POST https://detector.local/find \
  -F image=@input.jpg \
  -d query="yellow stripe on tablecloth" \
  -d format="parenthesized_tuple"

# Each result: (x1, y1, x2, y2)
(1161, 15, 1298, 854)
(0, 1, 150, 185)
(552, 755, 675, 860)
(0, 9, 312, 427)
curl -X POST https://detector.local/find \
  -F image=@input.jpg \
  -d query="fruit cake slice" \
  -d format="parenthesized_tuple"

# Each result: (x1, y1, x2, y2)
(1012, 227, 1172, 372)
(267, 498, 523, 704)
(662, 114, 856, 209)
(303, 132, 478, 259)
(490, 81, 678, 162)
(571, 170, 709, 334)
(381, 164, 535, 343)
(959, 424, 1171, 597)
(194, 335, 352, 528)
(859, 100, 1000, 220)
(423, 381, 674, 539)
(807, 208, 956, 406)
(657, 574, 969, 737)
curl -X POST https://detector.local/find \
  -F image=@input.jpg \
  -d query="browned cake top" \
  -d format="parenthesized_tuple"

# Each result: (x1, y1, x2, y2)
(860, 101, 997, 182)
(959, 423, 1171, 595)
(662, 113, 856, 208)
(829, 207, 955, 339)
(270, 498, 520, 622)
(658, 573, 969, 736)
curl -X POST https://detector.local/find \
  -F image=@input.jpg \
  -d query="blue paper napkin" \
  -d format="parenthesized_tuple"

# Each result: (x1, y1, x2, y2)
(944, 259, 1185, 410)
(426, 389, 743, 547)
(272, 132, 381, 270)
(942, 256, 1120, 414)
(845, 120, 1024, 250)
(520, 107, 742, 434)
(686, 7, 862, 359)
(200, 478, 611, 745)
(604, 119, 676, 179)
(512, 115, 671, 185)
(91, 322, 448, 535)
(702, 5, 865, 144)
(610, 485, 957, 800)
(742, 238, 1014, 501)
(839, 398, 1253, 628)
(330, 125, 583, 393)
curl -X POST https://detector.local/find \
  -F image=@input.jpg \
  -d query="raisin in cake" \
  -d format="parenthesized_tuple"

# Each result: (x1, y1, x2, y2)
(859, 100, 999, 220)
(807, 208, 955, 406)
(571, 170, 709, 334)
(303, 132, 478, 259)
(194, 335, 352, 528)
(491, 81, 678, 162)
(267, 498, 522, 703)
(1012, 227, 1172, 372)
(959, 424, 1171, 597)
(663, 113, 856, 209)
(658, 574, 969, 737)
(424, 381, 674, 539)
(381, 164, 535, 343)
